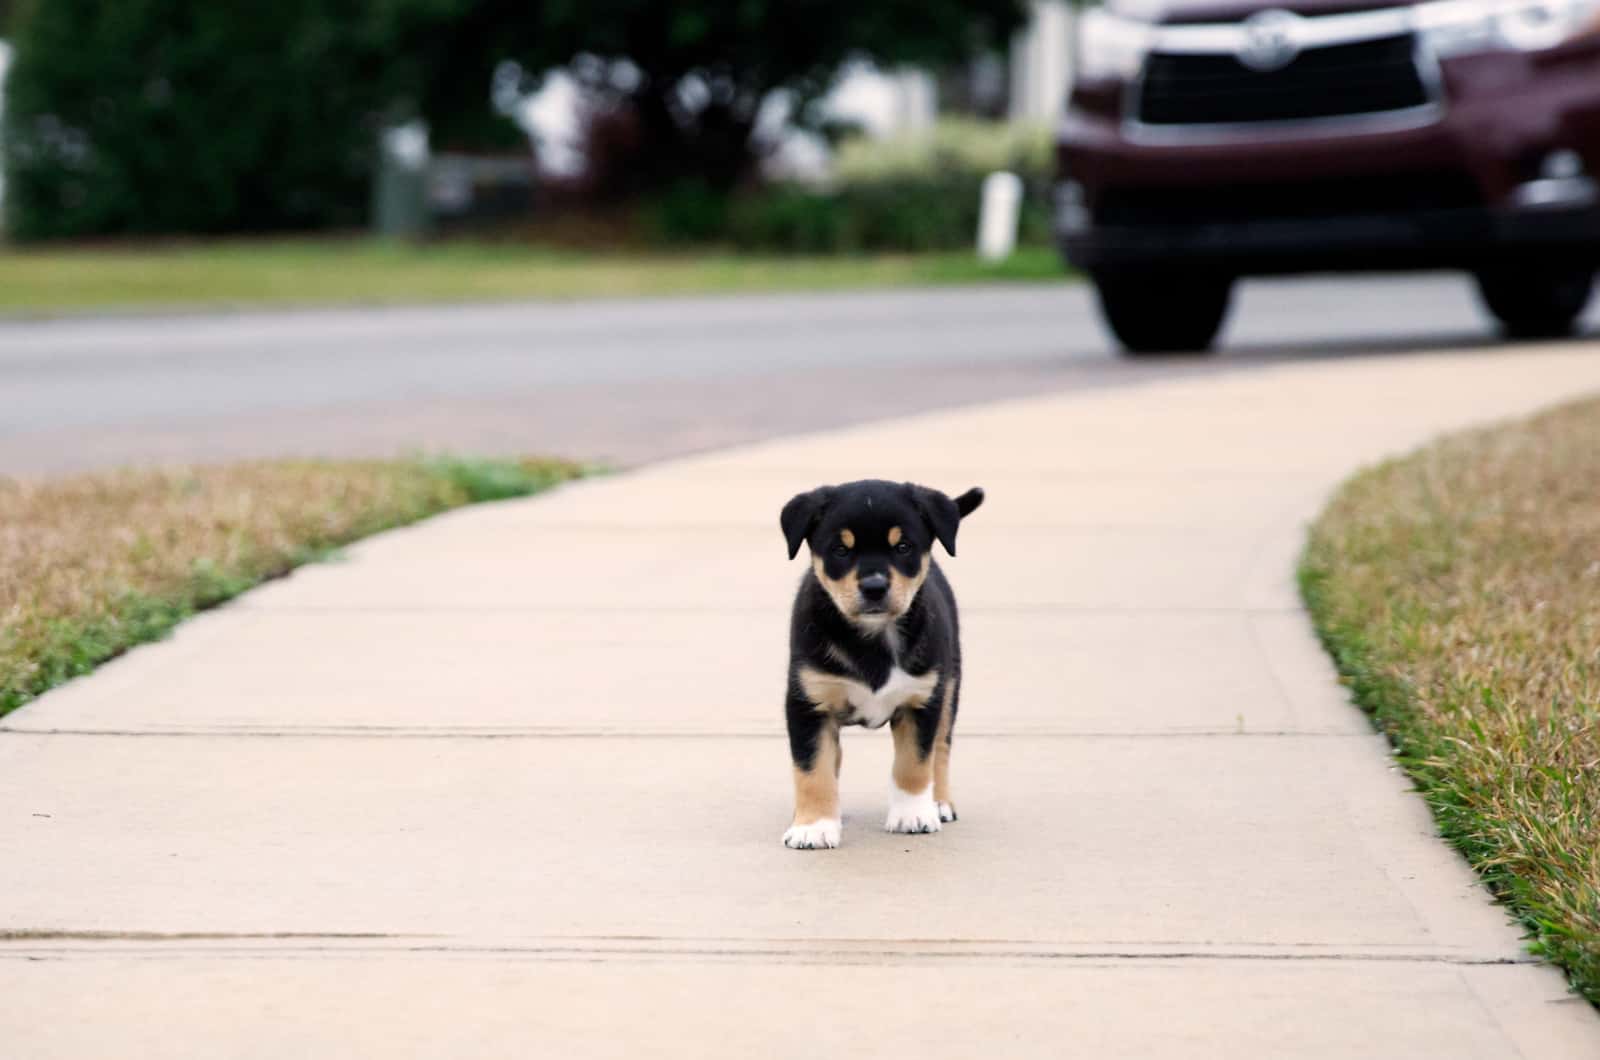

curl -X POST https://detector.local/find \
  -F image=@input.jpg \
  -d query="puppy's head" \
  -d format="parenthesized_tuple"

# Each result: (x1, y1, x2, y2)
(780, 480, 984, 629)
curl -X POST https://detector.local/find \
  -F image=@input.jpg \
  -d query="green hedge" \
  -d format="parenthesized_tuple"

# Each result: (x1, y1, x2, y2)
(3, 0, 388, 240)
(832, 118, 1052, 187)
(650, 177, 1051, 254)
(648, 120, 1055, 253)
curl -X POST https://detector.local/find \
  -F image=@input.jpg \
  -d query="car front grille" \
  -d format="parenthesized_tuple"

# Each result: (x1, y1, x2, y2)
(1137, 34, 1431, 127)
(1093, 170, 1483, 228)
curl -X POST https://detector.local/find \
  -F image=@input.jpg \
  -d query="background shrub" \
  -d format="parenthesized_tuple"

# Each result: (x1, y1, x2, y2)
(646, 181, 732, 245)
(2, 0, 389, 240)
(726, 188, 847, 252)
(649, 119, 1054, 253)
(831, 118, 1052, 188)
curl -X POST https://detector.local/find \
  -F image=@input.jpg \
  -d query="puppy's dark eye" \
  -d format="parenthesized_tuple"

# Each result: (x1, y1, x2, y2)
(895, 541, 912, 555)
(831, 543, 851, 558)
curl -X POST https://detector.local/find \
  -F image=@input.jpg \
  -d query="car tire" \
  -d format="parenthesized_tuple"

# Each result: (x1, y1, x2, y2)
(1093, 271, 1233, 356)
(1474, 264, 1595, 340)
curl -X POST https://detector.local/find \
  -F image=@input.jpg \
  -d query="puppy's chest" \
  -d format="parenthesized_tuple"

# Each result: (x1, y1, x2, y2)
(800, 658, 939, 729)
(844, 667, 937, 728)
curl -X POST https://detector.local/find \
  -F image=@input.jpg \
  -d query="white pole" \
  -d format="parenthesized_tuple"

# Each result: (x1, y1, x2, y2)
(977, 171, 1024, 262)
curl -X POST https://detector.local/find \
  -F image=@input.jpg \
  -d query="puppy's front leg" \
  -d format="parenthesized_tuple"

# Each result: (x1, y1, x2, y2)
(783, 696, 841, 850)
(886, 700, 943, 834)
(934, 677, 958, 823)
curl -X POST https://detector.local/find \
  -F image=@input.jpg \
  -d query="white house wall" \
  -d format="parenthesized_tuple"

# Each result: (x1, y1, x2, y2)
(1011, 0, 1075, 123)
(0, 40, 12, 211)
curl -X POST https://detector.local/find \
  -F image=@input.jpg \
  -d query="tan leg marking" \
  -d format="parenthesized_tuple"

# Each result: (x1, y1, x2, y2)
(933, 677, 957, 810)
(792, 722, 840, 826)
(891, 707, 933, 796)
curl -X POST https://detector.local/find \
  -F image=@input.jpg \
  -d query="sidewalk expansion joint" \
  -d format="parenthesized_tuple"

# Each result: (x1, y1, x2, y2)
(0, 934, 1534, 968)
(0, 727, 1371, 741)
(0, 930, 411, 943)
(233, 604, 1310, 616)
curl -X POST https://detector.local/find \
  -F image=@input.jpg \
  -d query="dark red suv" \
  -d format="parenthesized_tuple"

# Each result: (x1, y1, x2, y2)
(1057, 0, 1600, 353)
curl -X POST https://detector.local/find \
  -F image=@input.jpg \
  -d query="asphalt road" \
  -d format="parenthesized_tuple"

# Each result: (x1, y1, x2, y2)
(3, 273, 1596, 475)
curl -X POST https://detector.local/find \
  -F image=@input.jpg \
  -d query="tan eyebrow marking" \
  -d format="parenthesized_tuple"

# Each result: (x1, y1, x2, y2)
(887, 526, 902, 546)
(840, 528, 855, 548)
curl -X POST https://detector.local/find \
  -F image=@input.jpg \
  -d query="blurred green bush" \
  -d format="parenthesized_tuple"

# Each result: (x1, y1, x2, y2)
(831, 118, 1052, 187)
(2, 0, 388, 239)
(649, 120, 1054, 253)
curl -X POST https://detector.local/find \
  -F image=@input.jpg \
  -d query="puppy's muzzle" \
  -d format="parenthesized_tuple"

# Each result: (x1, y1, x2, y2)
(858, 571, 891, 611)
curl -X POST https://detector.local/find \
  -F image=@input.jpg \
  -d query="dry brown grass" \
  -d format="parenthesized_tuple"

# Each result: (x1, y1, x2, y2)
(1302, 395, 1600, 1002)
(0, 458, 579, 717)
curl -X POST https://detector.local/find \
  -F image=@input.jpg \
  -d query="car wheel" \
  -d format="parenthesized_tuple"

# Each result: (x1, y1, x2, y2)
(1474, 264, 1595, 340)
(1093, 271, 1233, 356)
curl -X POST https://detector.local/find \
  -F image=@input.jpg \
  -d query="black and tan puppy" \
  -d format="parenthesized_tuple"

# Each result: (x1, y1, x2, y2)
(778, 479, 984, 849)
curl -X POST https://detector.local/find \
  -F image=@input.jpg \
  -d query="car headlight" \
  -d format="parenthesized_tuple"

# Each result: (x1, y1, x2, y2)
(1417, 0, 1600, 56)
(1075, 8, 1153, 82)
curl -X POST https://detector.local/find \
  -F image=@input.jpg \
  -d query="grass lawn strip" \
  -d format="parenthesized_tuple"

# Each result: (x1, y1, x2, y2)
(0, 457, 581, 719)
(1301, 395, 1600, 1003)
(0, 241, 1066, 315)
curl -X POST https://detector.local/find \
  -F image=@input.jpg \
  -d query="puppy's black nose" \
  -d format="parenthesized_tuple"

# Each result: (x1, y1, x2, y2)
(858, 572, 890, 601)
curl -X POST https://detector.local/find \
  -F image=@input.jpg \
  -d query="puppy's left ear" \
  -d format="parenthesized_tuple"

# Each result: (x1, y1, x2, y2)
(954, 487, 985, 518)
(780, 487, 832, 560)
(908, 484, 962, 557)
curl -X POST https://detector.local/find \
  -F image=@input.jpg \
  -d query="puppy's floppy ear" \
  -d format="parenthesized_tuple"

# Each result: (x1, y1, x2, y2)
(954, 487, 985, 519)
(907, 484, 962, 557)
(780, 487, 832, 560)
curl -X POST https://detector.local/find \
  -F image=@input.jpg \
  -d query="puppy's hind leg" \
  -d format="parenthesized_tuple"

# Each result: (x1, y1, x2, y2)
(783, 699, 841, 850)
(886, 701, 943, 834)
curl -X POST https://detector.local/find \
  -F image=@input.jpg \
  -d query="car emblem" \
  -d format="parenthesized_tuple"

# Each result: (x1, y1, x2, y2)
(1237, 10, 1304, 72)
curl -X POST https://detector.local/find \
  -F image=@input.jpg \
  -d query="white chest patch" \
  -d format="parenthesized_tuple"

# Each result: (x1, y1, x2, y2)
(838, 670, 939, 728)
(799, 664, 940, 729)
(848, 668, 936, 728)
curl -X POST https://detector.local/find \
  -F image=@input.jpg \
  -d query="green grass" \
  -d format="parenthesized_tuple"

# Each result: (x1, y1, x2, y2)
(1301, 396, 1600, 1003)
(0, 457, 583, 720)
(0, 239, 1068, 315)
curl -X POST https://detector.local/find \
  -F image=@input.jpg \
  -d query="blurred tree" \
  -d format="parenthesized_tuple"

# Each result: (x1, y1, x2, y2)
(377, 0, 1029, 194)
(3, 0, 1028, 238)
(375, 0, 535, 154)
(3, 0, 392, 239)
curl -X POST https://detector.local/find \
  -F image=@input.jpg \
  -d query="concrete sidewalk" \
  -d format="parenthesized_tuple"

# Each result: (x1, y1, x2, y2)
(6, 346, 1600, 1057)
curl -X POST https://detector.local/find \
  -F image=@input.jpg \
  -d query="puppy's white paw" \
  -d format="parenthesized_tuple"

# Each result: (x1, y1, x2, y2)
(783, 818, 841, 850)
(885, 785, 943, 835)
(938, 802, 958, 823)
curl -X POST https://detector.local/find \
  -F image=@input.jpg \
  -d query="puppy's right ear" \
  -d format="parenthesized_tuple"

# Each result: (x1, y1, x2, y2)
(780, 487, 832, 560)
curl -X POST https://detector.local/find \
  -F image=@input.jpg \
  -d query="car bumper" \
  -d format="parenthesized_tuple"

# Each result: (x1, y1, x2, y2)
(1059, 201, 1600, 273)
